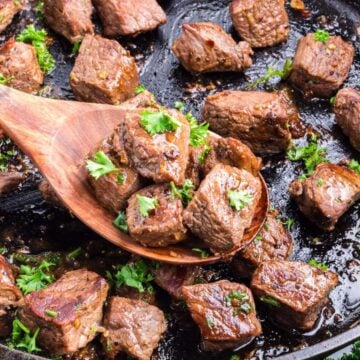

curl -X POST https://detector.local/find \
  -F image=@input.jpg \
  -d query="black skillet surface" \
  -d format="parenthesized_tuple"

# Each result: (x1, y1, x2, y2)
(0, 0, 360, 359)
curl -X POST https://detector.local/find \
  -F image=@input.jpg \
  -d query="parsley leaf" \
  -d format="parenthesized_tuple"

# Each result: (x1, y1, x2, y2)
(16, 259, 55, 295)
(281, 218, 295, 230)
(8, 318, 41, 354)
(192, 248, 209, 259)
(314, 29, 330, 43)
(308, 258, 329, 270)
(66, 247, 82, 260)
(198, 144, 211, 164)
(45, 309, 58, 318)
(348, 159, 360, 174)
(227, 190, 253, 211)
(135, 84, 147, 94)
(117, 173, 125, 185)
(140, 109, 181, 136)
(186, 112, 209, 147)
(170, 179, 194, 206)
(230, 356, 241, 360)
(339, 340, 360, 360)
(137, 194, 158, 217)
(260, 295, 281, 308)
(175, 101, 185, 112)
(72, 41, 81, 55)
(225, 291, 253, 314)
(0, 73, 13, 85)
(113, 211, 128, 233)
(86, 151, 119, 180)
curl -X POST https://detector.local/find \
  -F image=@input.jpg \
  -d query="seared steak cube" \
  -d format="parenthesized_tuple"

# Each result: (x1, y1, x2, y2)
(120, 90, 157, 110)
(0, 171, 25, 194)
(19, 269, 109, 355)
(39, 179, 63, 207)
(251, 260, 339, 330)
(172, 22, 253, 73)
(290, 33, 354, 98)
(202, 91, 294, 156)
(230, 0, 289, 48)
(43, 0, 93, 43)
(127, 184, 187, 247)
(183, 164, 262, 254)
(70, 35, 139, 104)
(334, 88, 360, 152)
(0, 38, 43, 94)
(185, 145, 207, 189)
(289, 163, 360, 231)
(101, 297, 166, 360)
(92, 0, 167, 38)
(232, 211, 293, 277)
(0, 255, 22, 337)
(122, 108, 190, 185)
(182, 280, 261, 351)
(0, 0, 23, 33)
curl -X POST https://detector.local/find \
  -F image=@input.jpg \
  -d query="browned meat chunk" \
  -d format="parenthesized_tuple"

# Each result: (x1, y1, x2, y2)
(232, 211, 293, 277)
(92, 0, 167, 38)
(202, 91, 293, 156)
(0, 0, 23, 33)
(43, 0, 93, 43)
(172, 22, 253, 73)
(183, 164, 262, 254)
(0, 38, 43, 94)
(0, 255, 22, 337)
(120, 90, 157, 110)
(290, 33, 354, 98)
(182, 280, 261, 351)
(122, 108, 190, 185)
(334, 88, 360, 152)
(70, 35, 139, 104)
(39, 179, 63, 207)
(185, 145, 206, 189)
(289, 163, 360, 231)
(251, 260, 339, 330)
(0, 171, 25, 194)
(230, 0, 289, 48)
(19, 269, 109, 355)
(127, 184, 187, 247)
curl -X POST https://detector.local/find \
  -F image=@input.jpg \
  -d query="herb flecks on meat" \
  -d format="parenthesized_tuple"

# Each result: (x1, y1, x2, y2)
(313, 29, 330, 43)
(86, 151, 119, 180)
(140, 109, 181, 135)
(308, 258, 329, 270)
(113, 211, 128, 233)
(170, 179, 194, 206)
(227, 189, 253, 211)
(349, 160, 360, 174)
(136, 194, 158, 217)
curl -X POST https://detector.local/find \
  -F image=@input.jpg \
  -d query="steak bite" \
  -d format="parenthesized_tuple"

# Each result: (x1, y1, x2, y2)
(0, 0, 23, 33)
(0, 38, 43, 94)
(120, 90, 157, 110)
(290, 33, 354, 98)
(182, 280, 261, 351)
(183, 164, 262, 254)
(230, 0, 289, 48)
(172, 22, 253, 73)
(122, 108, 190, 185)
(70, 35, 139, 104)
(232, 211, 293, 277)
(126, 184, 187, 247)
(334, 88, 360, 152)
(0, 171, 25, 194)
(101, 297, 166, 360)
(251, 260, 339, 330)
(202, 91, 293, 156)
(92, 0, 167, 38)
(43, 0, 93, 43)
(289, 163, 360, 231)
(18, 269, 109, 355)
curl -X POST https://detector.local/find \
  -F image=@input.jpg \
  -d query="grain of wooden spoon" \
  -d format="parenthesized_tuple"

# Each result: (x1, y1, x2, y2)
(0, 85, 269, 264)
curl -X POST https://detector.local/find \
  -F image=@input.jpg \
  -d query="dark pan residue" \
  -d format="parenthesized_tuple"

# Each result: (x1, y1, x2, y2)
(0, 0, 359, 359)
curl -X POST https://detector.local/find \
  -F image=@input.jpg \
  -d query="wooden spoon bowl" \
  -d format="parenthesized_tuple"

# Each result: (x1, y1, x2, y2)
(0, 85, 269, 264)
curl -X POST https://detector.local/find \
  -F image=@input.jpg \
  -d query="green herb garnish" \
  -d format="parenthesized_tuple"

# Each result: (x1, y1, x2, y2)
(140, 109, 181, 136)
(198, 144, 211, 164)
(135, 84, 147, 94)
(316, 178, 324, 187)
(206, 317, 215, 329)
(0, 73, 13, 85)
(282, 218, 294, 230)
(260, 295, 281, 308)
(113, 211, 128, 233)
(308, 258, 329, 270)
(255, 234, 262, 242)
(348, 159, 360, 174)
(185, 112, 210, 147)
(338, 340, 360, 360)
(137, 195, 158, 217)
(175, 101, 185, 112)
(192, 248, 209, 259)
(170, 179, 194, 206)
(117, 173, 125, 185)
(45, 309, 58, 318)
(66, 247, 82, 260)
(314, 29, 330, 43)
(225, 291, 252, 314)
(230, 355, 241, 360)
(86, 151, 119, 180)
(227, 190, 253, 211)
(72, 41, 81, 55)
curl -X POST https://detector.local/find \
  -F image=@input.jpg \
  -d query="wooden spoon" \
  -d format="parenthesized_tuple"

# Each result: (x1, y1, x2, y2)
(0, 85, 269, 264)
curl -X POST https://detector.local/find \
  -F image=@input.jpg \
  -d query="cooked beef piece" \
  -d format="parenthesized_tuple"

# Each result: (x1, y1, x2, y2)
(43, 0, 93, 43)
(101, 297, 166, 360)
(0, 0, 23, 33)
(172, 22, 253, 74)
(70, 35, 139, 104)
(153, 264, 202, 300)
(127, 184, 187, 247)
(0, 38, 43, 94)
(202, 91, 294, 156)
(290, 33, 354, 98)
(92, 0, 167, 38)
(0, 255, 22, 338)
(232, 211, 293, 277)
(229, 0, 289, 48)
(122, 108, 190, 185)
(39, 179, 63, 207)
(0, 171, 25, 194)
(185, 145, 207, 189)
(184, 164, 262, 254)
(19, 269, 109, 355)
(251, 260, 339, 330)
(289, 163, 360, 231)
(334, 88, 360, 152)
(115, 286, 156, 306)
(182, 280, 261, 351)
(120, 90, 157, 110)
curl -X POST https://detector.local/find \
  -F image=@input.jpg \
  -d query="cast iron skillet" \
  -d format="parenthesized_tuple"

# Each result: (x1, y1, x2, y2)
(0, 0, 359, 359)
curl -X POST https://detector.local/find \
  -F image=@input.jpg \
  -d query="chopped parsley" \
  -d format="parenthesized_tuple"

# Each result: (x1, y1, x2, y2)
(113, 211, 128, 233)
(260, 295, 281, 308)
(308, 258, 329, 270)
(314, 29, 330, 43)
(140, 109, 181, 136)
(135, 84, 147, 94)
(255, 234, 262, 242)
(339, 340, 360, 360)
(206, 317, 215, 329)
(245, 58, 292, 89)
(66, 247, 82, 260)
(175, 101, 185, 112)
(316, 178, 324, 187)
(198, 144, 211, 164)
(72, 41, 81, 55)
(329, 96, 336, 105)
(0, 73, 13, 85)
(225, 291, 252, 314)
(16, 25, 55, 74)
(281, 218, 295, 230)
(137, 195, 158, 217)
(227, 190, 253, 211)
(117, 173, 125, 185)
(170, 179, 194, 206)
(230, 356, 241, 360)
(192, 248, 209, 259)
(45, 309, 58, 318)
(86, 151, 119, 180)
(348, 159, 360, 174)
